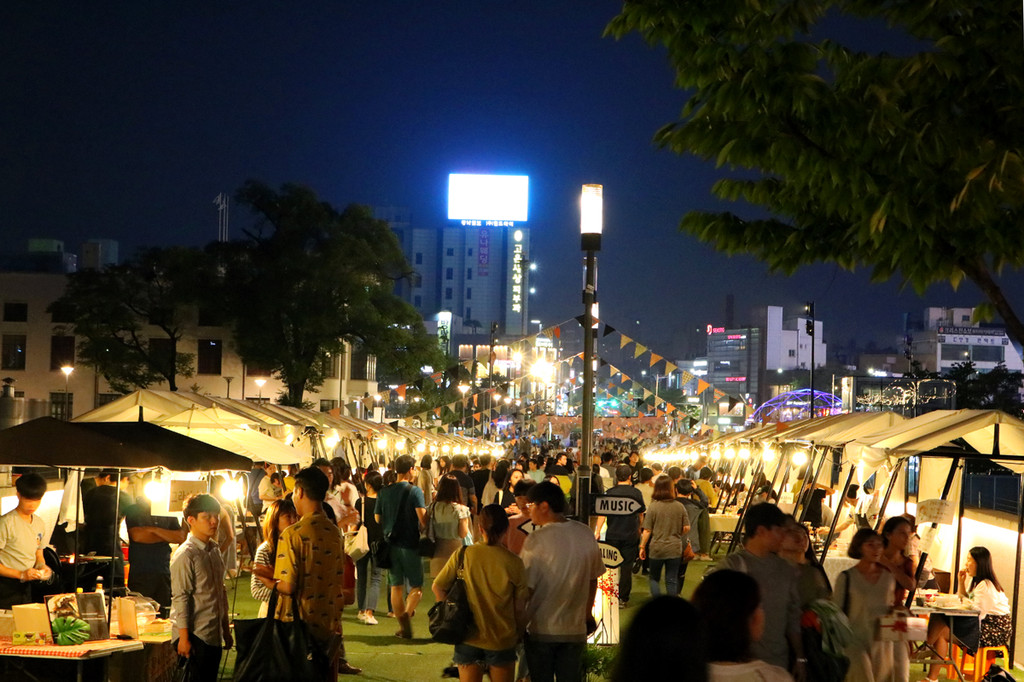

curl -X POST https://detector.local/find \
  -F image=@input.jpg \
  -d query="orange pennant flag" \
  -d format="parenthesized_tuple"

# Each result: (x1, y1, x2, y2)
(696, 379, 710, 394)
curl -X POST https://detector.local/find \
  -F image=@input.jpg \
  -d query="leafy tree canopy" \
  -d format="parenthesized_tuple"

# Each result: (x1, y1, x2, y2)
(218, 180, 442, 406)
(607, 1, 1024, 345)
(49, 247, 204, 392)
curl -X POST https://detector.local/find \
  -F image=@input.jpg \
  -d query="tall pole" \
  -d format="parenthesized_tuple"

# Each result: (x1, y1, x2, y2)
(805, 301, 815, 418)
(579, 184, 602, 525)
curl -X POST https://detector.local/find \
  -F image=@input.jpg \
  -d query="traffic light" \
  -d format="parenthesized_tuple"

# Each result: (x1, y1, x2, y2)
(804, 301, 814, 335)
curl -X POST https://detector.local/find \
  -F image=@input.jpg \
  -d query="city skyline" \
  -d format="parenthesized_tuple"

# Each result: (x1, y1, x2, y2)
(4, 2, 1020, 359)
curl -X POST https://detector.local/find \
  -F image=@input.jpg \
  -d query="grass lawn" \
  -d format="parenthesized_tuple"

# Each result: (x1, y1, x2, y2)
(218, 558, 1023, 681)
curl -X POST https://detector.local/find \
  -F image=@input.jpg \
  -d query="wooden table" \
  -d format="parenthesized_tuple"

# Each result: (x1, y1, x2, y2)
(0, 636, 143, 682)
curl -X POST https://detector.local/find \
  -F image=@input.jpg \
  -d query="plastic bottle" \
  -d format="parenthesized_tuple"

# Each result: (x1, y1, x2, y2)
(95, 576, 104, 599)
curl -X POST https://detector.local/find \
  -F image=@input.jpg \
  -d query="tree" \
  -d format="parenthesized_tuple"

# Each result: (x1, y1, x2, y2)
(607, 1, 1024, 345)
(944, 361, 1024, 417)
(49, 247, 205, 392)
(218, 180, 441, 406)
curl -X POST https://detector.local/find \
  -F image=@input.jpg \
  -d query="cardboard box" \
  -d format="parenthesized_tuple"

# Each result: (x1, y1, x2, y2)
(12, 603, 51, 635)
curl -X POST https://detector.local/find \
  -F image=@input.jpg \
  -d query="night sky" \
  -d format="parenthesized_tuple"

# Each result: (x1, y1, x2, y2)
(4, 2, 1018, 359)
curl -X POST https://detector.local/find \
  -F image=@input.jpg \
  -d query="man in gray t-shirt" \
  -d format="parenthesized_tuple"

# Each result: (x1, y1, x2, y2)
(714, 503, 805, 679)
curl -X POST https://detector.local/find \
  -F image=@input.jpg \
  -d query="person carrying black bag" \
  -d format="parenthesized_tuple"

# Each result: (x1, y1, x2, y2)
(271, 467, 361, 677)
(376, 455, 428, 639)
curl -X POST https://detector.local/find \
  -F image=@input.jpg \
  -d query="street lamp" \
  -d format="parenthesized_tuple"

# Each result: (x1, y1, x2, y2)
(579, 183, 602, 524)
(253, 378, 266, 403)
(458, 384, 470, 433)
(374, 393, 383, 423)
(60, 366, 73, 421)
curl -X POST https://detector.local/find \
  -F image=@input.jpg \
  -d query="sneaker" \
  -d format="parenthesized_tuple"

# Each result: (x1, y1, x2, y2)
(356, 611, 368, 623)
(618, 600, 629, 609)
(441, 666, 459, 678)
(364, 614, 378, 625)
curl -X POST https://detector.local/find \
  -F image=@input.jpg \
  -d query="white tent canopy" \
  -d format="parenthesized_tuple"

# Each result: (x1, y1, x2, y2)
(845, 409, 1024, 476)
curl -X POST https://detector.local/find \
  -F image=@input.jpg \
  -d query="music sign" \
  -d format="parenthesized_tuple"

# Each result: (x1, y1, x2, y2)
(593, 495, 643, 516)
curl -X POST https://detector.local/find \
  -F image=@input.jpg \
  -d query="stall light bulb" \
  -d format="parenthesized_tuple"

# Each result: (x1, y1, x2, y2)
(144, 479, 168, 502)
(739, 446, 750, 460)
(395, 439, 406, 452)
(442, 445, 451, 454)
(415, 441, 426, 453)
(724, 447, 736, 460)
(376, 437, 389, 451)
(762, 445, 776, 462)
(324, 435, 339, 449)
(792, 450, 808, 467)
(221, 478, 244, 500)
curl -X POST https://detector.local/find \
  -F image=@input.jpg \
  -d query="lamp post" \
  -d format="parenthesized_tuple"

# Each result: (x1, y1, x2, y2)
(60, 366, 74, 421)
(374, 393, 383, 423)
(458, 384, 470, 434)
(254, 378, 266, 403)
(579, 183, 602, 524)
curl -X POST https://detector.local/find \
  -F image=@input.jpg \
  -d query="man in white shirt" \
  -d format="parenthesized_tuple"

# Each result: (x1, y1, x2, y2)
(521, 481, 605, 682)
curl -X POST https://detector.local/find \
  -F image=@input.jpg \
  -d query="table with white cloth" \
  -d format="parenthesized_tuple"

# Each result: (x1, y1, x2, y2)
(709, 513, 740, 534)
(822, 556, 859, 589)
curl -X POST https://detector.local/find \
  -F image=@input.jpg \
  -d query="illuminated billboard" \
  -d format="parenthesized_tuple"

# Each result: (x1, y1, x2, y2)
(448, 173, 529, 225)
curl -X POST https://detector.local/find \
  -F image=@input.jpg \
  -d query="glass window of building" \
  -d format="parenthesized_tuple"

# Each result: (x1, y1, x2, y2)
(2, 334, 27, 370)
(445, 287, 453, 300)
(50, 391, 73, 420)
(971, 345, 1004, 363)
(466, 269, 472, 280)
(49, 335, 75, 371)
(415, 252, 423, 265)
(940, 344, 970, 362)
(466, 288, 472, 300)
(197, 339, 222, 375)
(446, 248, 454, 256)
(445, 268, 453, 280)
(3, 302, 28, 322)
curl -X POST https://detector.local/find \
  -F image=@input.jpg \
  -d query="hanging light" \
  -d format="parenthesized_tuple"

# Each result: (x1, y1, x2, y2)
(724, 447, 736, 460)
(395, 438, 406, 452)
(792, 449, 808, 467)
(762, 444, 776, 462)
(739, 446, 750, 460)
(415, 441, 427, 453)
(376, 436, 389, 451)
(220, 477, 244, 501)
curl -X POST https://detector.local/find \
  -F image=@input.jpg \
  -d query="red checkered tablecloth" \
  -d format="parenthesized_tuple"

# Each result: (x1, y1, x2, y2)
(0, 636, 143, 659)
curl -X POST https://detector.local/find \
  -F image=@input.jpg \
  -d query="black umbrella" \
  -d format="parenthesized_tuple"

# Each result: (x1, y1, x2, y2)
(0, 417, 252, 471)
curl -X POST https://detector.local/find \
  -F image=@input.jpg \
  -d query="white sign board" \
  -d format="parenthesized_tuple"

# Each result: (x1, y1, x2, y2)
(593, 495, 643, 516)
(598, 542, 624, 569)
(917, 499, 955, 526)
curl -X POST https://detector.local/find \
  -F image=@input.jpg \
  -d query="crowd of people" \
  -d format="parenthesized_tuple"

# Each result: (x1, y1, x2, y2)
(0, 443, 1015, 682)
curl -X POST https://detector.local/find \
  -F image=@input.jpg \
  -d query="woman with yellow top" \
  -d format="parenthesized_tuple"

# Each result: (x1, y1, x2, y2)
(432, 504, 529, 682)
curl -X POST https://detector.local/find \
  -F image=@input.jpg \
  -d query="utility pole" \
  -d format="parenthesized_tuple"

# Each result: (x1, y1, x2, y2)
(805, 301, 815, 418)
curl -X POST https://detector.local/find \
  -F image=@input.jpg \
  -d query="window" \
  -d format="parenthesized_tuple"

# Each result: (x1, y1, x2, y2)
(415, 253, 423, 265)
(466, 269, 472, 280)
(445, 268, 453, 280)
(940, 344, 970, 361)
(50, 391, 73, 420)
(97, 393, 121, 406)
(2, 335, 26, 370)
(465, 308, 471, 320)
(325, 351, 342, 378)
(788, 349, 796, 358)
(197, 339, 222, 375)
(50, 335, 75, 371)
(466, 288, 472, 300)
(445, 287, 453, 300)
(49, 301, 74, 324)
(961, 315, 971, 323)
(467, 248, 474, 256)
(971, 345, 1004, 363)
(319, 399, 338, 412)
(905, 456, 920, 497)
(446, 248, 454, 256)
(3, 302, 27, 322)
(414, 295, 422, 307)
(247, 363, 272, 378)
(350, 349, 376, 381)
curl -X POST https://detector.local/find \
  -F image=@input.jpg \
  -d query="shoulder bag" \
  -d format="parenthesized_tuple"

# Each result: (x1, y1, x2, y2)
(233, 589, 325, 681)
(418, 502, 437, 558)
(345, 498, 370, 561)
(428, 546, 474, 644)
(372, 483, 412, 570)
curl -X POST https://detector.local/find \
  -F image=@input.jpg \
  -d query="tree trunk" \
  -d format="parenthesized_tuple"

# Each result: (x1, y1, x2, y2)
(962, 258, 1024, 350)
(284, 381, 305, 407)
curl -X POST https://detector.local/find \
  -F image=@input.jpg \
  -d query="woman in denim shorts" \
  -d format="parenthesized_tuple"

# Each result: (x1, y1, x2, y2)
(432, 504, 528, 682)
